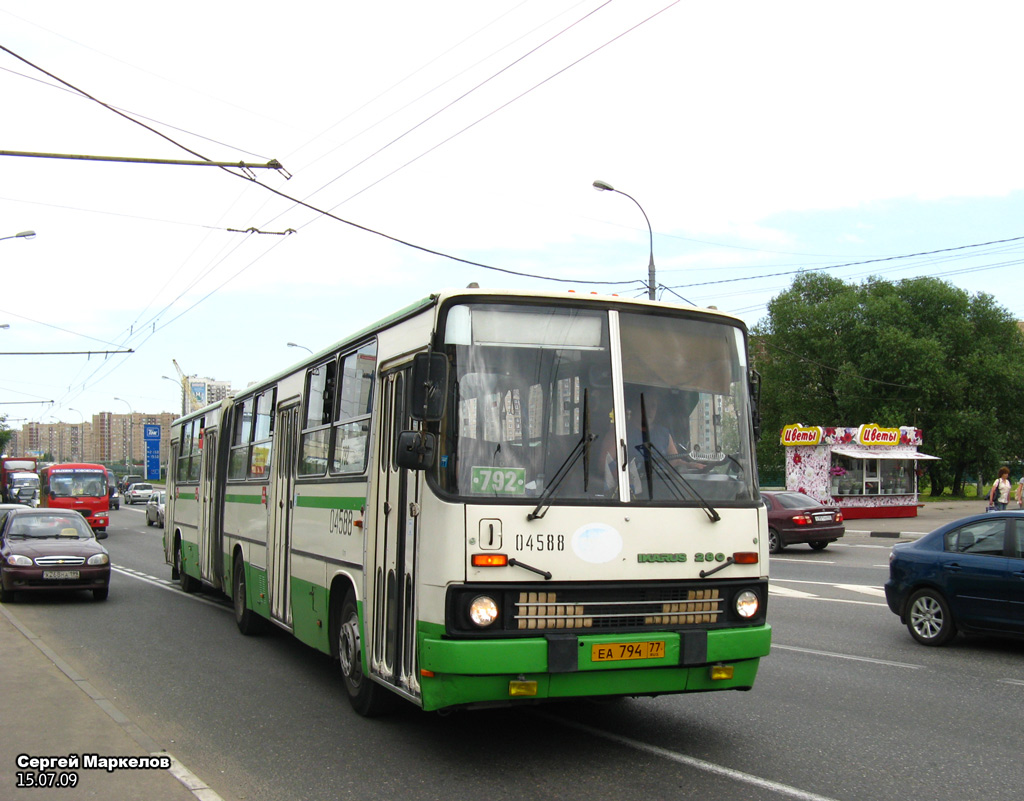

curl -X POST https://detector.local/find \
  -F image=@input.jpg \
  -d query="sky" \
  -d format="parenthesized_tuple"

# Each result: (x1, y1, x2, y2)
(4, 1, 1024, 425)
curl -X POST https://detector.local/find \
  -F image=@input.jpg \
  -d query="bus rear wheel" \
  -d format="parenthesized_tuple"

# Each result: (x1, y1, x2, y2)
(335, 590, 393, 717)
(176, 540, 200, 594)
(233, 556, 265, 635)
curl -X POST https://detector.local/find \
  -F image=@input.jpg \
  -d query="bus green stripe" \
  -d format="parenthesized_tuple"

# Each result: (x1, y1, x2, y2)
(225, 493, 264, 504)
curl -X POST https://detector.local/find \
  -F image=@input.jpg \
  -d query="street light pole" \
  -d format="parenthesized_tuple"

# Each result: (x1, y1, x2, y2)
(113, 397, 134, 471)
(287, 342, 313, 354)
(161, 375, 186, 417)
(592, 180, 657, 301)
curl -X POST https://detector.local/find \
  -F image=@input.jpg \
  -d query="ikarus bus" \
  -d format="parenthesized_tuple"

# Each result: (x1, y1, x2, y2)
(164, 289, 770, 715)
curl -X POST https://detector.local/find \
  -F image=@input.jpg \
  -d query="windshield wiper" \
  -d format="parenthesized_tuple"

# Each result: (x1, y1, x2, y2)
(527, 389, 594, 521)
(638, 442, 721, 523)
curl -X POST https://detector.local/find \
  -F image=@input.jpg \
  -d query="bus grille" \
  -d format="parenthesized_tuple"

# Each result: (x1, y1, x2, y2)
(35, 556, 86, 567)
(515, 588, 722, 630)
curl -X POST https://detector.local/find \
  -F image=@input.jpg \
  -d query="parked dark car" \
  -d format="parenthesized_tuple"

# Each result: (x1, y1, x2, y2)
(0, 507, 111, 602)
(762, 490, 845, 553)
(885, 511, 1024, 646)
(119, 474, 144, 493)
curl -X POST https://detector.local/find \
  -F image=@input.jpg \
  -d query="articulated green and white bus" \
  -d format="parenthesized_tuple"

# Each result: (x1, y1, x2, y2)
(164, 288, 770, 715)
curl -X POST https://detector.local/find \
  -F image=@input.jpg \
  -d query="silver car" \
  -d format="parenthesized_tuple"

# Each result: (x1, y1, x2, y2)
(126, 483, 154, 505)
(145, 491, 166, 528)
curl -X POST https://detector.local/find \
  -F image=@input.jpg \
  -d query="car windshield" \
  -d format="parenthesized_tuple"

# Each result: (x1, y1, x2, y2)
(49, 472, 107, 498)
(134, 484, 153, 491)
(6, 514, 93, 539)
(774, 492, 825, 509)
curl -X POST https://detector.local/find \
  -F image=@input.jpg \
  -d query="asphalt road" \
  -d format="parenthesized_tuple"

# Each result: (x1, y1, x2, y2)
(6, 501, 1024, 801)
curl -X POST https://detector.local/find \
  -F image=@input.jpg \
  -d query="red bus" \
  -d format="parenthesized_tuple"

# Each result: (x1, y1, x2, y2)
(38, 463, 110, 535)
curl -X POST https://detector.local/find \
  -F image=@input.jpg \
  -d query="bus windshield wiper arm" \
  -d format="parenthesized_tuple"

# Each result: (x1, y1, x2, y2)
(508, 558, 553, 580)
(640, 443, 721, 523)
(528, 390, 594, 521)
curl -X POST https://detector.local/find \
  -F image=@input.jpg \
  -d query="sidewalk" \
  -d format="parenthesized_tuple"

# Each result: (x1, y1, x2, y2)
(0, 605, 220, 801)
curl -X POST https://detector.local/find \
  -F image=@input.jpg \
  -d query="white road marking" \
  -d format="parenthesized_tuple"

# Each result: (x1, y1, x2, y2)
(769, 578, 889, 606)
(539, 711, 843, 801)
(769, 584, 819, 599)
(772, 557, 835, 564)
(110, 566, 230, 612)
(772, 643, 923, 669)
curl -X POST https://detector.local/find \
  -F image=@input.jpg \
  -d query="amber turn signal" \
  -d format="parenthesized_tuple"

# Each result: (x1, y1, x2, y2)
(472, 553, 508, 567)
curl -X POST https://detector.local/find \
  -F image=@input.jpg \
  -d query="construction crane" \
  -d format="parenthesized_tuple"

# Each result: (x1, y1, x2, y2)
(172, 359, 205, 414)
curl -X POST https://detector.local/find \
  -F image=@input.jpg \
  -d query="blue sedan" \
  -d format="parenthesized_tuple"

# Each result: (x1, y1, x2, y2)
(885, 511, 1024, 645)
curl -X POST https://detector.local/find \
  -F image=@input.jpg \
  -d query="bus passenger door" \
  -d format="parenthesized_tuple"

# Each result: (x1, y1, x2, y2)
(370, 367, 420, 701)
(198, 429, 217, 584)
(268, 403, 298, 628)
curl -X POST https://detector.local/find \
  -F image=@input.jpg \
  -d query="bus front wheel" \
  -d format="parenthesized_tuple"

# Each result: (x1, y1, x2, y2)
(335, 590, 393, 717)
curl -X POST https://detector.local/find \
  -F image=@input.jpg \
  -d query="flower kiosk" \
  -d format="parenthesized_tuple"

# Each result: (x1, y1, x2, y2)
(780, 423, 940, 519)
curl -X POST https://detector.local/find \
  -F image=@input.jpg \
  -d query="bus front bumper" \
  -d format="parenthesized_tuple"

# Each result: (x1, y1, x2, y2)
(417, 625, 771, 711)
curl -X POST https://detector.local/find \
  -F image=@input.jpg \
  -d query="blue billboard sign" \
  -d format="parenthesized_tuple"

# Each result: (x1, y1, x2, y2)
(144, 425, 162, 481)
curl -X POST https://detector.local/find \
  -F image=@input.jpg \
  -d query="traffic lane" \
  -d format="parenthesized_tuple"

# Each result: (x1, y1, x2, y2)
(18, 574, 1024, 801)
(95, 508, 168, 576)
(769, 535, 898, 584)
(11, 576, 823, 801)
(16, 560, 1024, 801)
(689, 592, 1024, 800)
(770, 572, 1024, 677)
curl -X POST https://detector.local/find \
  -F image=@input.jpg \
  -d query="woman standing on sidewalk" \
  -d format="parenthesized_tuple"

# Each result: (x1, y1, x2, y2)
(989, 467, 1012, 510)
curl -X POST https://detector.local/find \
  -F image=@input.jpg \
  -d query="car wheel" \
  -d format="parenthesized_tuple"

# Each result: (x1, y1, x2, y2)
(93, 587, 109, 601)
(176, 540, 200, 594)
(0, 578, 14, 604)
(233, 555, 266, 635)
(906, 588, 956, 646)
(146, 516, 153, 527)
(768, 527, 783, 554)
(808, 541, 829, 551)
(333, 589, 394, 716)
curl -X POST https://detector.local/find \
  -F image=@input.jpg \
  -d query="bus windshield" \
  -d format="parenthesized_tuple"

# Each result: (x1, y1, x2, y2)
(437, 302, 756, 504)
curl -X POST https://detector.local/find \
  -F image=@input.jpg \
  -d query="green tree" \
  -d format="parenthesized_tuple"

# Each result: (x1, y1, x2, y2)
(752, 273, 1024, 496)
(0, 416, 12, 455)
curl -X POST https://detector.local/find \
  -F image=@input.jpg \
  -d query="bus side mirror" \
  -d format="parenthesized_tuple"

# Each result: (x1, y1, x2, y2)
(410, 352, 448, 422)
(396, 431, 436, 470)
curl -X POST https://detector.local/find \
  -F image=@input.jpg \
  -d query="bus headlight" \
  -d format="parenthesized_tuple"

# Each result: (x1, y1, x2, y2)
(468, 595, 499, 627)
(735, 590, 759, 618)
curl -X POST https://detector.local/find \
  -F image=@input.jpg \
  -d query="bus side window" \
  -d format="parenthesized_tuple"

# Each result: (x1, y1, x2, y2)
(300, 360, 336, 475)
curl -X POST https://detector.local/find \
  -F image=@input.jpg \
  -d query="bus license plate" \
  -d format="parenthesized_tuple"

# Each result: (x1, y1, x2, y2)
(42, 570, 79, 580)
(592, 640, 666, 662)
